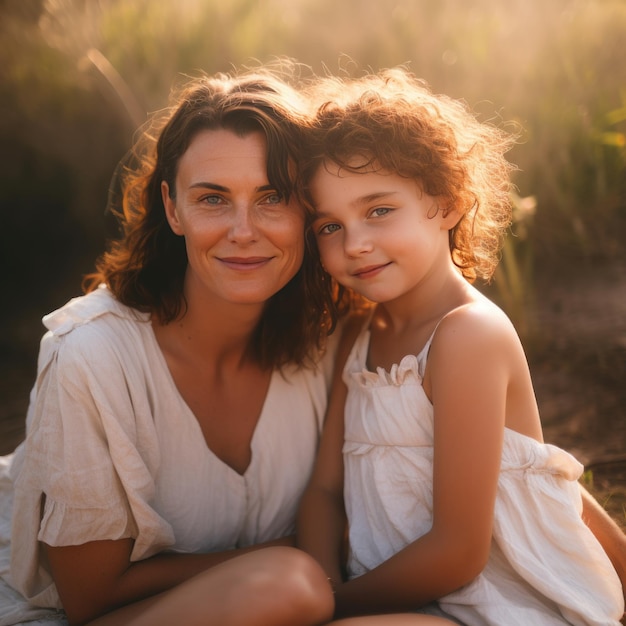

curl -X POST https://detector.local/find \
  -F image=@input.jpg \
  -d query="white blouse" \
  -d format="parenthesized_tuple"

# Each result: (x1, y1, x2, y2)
(8, 286, 336, 610)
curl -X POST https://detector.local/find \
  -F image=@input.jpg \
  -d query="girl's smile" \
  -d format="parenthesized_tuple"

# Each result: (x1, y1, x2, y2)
(351, 262, 392, 279)
(310, 159, 458, 307)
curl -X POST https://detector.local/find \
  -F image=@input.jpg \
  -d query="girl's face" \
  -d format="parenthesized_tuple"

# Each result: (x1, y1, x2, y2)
(162, 129, 305, 308)
(310, 159, 458, 305)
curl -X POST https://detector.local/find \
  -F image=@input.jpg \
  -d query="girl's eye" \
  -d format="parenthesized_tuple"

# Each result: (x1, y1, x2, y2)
(371, 207, 391, 218)
(318, 223, 341, 235)
(261, 192, 283, 205)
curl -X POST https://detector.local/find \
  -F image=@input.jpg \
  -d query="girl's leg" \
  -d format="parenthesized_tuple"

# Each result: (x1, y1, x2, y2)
(88, 546, 334, 626)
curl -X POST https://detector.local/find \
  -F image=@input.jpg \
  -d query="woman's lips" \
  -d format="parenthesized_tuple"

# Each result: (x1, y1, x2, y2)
(218, 256, 272, 270)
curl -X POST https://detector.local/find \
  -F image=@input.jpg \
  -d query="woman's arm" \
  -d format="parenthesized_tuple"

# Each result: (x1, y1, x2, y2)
(45, 535, 293, 625)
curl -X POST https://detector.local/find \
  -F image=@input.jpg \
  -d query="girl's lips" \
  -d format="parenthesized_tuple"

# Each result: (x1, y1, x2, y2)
(352, 262, 390, 279)
(218, 256, 272, 270)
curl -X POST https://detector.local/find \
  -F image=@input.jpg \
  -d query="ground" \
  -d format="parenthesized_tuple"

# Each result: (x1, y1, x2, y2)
(1, 261, 625, 531)
(525, 260, 626, 529)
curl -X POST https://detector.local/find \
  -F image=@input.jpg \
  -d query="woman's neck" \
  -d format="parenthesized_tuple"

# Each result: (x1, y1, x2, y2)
(154, 287, 266, 373)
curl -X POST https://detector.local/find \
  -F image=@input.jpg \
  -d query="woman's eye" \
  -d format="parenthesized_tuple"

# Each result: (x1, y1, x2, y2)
(201, 194, 223, 205)
(319, 223, 341, 235)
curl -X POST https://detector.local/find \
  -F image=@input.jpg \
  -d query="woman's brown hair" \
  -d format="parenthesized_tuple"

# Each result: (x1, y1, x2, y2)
(84, 64, 336, 368)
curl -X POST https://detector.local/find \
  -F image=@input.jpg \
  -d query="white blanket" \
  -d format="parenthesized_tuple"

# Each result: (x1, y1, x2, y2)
(0, 454, 66, 626)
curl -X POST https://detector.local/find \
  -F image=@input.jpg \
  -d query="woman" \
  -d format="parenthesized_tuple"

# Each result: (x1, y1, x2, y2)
(7, 66, 338, 625)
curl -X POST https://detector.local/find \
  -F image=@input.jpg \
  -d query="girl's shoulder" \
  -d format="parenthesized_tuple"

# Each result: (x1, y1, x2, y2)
(326, 308, 374, 379)
(432, 295, 522, 358)
(339, 308, 373, 348)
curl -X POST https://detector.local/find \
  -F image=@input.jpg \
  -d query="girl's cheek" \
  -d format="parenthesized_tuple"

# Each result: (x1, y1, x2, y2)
(318, 246, 337, 274)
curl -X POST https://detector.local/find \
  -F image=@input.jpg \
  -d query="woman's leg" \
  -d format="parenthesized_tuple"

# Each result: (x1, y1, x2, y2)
(329, 616, 456, 625)
(88, 546, 334, 626)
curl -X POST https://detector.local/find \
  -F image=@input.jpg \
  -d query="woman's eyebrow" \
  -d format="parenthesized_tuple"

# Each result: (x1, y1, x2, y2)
(188, 182, 275, 192)
(189, 182, 228, 191)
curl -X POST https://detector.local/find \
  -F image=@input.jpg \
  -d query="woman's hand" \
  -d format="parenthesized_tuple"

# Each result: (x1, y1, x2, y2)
(46, 535, 295, 625)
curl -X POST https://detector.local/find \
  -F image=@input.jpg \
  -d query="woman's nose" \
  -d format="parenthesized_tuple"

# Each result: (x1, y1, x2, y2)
(229, 205, 257, 242)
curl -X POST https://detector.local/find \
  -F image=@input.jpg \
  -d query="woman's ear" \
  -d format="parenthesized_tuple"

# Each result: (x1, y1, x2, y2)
(162, 181, 184, 235)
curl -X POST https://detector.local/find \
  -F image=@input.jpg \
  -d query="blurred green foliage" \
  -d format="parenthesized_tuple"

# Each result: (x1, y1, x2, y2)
(1, 0, 625, 321)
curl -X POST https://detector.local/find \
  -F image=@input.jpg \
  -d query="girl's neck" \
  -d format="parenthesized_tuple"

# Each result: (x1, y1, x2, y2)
(367, 273, 475, 372)
(374, 269, 471, 335)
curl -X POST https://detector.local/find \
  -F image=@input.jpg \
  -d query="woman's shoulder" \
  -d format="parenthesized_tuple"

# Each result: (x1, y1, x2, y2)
(42, 285, 150, 338)
(36, 286, 154, 375)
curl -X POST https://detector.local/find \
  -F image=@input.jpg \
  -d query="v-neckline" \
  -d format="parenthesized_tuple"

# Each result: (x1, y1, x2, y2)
(147, 323, 275, 477)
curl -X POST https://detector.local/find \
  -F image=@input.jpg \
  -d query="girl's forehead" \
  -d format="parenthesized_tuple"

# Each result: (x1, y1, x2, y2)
(315, 155, 385, 179)
(310, 162, 423, 208)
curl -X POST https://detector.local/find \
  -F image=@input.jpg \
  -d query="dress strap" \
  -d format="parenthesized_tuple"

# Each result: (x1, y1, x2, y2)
(420, 303, 475, 363)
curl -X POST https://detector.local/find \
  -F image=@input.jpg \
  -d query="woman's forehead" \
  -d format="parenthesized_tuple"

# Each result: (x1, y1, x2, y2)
(176, 129, 269, 185)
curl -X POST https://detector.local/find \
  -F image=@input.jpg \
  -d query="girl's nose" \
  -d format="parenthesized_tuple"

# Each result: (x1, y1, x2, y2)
(344, 226, 373, 257)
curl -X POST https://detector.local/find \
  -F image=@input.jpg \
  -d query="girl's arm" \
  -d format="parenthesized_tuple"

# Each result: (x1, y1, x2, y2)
(580, 486, 626, 606)
(332, 306, 511, 617)
(297, 314, 365, 587)
(45, 534, 293, 625)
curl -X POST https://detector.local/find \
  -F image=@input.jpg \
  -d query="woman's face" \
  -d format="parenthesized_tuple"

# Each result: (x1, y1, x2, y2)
(162, 128, 305, 308)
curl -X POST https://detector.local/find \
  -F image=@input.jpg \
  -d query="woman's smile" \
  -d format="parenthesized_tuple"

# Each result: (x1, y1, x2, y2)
(162, 129, 305, 306)
(217, 255, 274, 270)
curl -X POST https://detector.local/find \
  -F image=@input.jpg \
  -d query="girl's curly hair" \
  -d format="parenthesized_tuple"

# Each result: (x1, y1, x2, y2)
(301, 67, 518, 283)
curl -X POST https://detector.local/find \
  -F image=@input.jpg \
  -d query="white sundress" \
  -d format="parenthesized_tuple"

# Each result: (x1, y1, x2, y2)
(342, 325, 624, 625)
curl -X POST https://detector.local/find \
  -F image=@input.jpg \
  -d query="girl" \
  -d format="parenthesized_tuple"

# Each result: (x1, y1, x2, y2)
(297, 69, 625, 624)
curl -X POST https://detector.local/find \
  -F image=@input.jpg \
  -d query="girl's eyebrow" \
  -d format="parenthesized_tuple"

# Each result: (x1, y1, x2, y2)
(314, 191, 399, 218)
(356, 191, 398, 205)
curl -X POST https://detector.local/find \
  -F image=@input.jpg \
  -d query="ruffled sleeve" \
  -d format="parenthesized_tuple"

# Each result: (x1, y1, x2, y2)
(9, 290, 175, 607)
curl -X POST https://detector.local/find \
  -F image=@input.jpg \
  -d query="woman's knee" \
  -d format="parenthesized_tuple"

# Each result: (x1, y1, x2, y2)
(241, 546, 335, 624)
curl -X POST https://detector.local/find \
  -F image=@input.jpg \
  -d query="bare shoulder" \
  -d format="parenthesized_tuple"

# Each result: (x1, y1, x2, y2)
(432, 296, 523, 358)
(428, 293, 541, 439)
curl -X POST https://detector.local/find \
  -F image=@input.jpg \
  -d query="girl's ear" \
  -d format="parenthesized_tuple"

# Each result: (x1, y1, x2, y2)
(162, 181, 184, 235)
(440, 207, 463, 230)
(435, 197, 463, 230)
